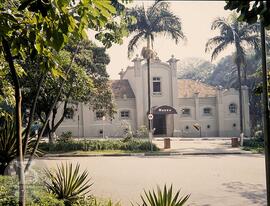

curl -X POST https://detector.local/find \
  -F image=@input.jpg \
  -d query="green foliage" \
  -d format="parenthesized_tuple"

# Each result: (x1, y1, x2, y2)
(76, 197, 121, 206)
(135, 126, 148, 139)
(39, 139, 159, 153)
(0, 115, 42, 175)
(0, 175, 65, 206)
(225, 1, 270, 29)
(178, 58, 215, 82)
(57, 131, 73, 143)
(136, 185, 190, 206)
(0, 59, 15, 111)
(0, 116, 17, 175)
(44, 163, 93, 206)
(243, 138, 264, 153)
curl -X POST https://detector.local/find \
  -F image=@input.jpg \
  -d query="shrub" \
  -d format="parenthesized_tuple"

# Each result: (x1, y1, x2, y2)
(44, 163, 92, 206)
(76, 197, 121, 206)
(136, 185, 190, 206)
(57, 131, 73, 143)
(243, 138, 264, 148)
(0, 175, 64, 206)
(135, 126, 148, 139)
(39, 139, 159, 153)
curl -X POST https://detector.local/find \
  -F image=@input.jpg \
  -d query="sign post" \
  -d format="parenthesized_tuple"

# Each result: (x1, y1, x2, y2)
(148, 113, 154, 151)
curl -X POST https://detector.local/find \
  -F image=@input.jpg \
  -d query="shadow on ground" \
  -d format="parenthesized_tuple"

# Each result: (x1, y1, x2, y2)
(222, 181, 267, 206)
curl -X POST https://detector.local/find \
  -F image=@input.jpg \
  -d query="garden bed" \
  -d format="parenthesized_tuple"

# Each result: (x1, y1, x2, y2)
(39, 139, 159, 153)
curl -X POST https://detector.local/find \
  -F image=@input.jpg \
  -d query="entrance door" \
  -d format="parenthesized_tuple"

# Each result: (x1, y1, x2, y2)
(153, 114, 166, 135)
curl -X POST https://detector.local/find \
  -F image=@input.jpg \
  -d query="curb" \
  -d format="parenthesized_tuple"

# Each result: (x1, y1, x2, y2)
(42, 151, 253, 158)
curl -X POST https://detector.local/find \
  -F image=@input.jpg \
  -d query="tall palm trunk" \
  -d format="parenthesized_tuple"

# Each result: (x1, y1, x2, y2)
(236, 61, 244, 144)
(146, 36, 153, 151)
(260, 21, 270, 206)
(2, 38, 25, 206)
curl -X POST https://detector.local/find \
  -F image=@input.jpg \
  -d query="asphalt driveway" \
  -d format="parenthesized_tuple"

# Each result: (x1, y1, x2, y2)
(34, 153, 266, 206)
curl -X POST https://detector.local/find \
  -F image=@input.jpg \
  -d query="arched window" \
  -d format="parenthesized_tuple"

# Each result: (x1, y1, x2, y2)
(64, 108, 74, 119)
(203, 107, 212, 115)
(229, 103, 237, 113)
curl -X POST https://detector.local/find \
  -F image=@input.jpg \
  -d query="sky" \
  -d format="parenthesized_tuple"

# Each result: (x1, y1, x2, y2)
(105, 1, 233, 79)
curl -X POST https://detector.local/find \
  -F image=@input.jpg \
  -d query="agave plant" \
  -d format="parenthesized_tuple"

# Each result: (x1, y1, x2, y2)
(0, 117, 17, 175)
(0, 116, 42, 175)
(137, 185, 190, 206)
(44, 162, 93, 206)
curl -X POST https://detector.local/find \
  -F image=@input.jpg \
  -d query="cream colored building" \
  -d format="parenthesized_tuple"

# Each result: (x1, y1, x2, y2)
(54, 55, 250, 138)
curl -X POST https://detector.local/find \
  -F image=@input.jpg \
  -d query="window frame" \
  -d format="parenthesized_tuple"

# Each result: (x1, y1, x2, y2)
(120, 110, 130, 119)
(181, 108, 191, 117)
(152, 77, 162, 95)
(203, 107, 212, 116)
(95, 111, 105, 120)
(229, 103, 237, 114)
(64, 108, 74, 119)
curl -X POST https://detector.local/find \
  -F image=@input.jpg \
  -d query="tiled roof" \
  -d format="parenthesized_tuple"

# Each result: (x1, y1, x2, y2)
(110, 80, 135, 98)
(178, 79, 217, 98)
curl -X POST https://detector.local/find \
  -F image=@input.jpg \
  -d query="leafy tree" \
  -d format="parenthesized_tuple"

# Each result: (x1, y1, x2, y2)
(0, 0, 130, 205)
(205, 13, 261, 141)
(207, 52, 262, 134)
(178, 58, 215, 82)
(126, 1, 185, 134)
(22, 39, 114, 142)
(0, 58, 15, 117)
(225, 1, 270, 29)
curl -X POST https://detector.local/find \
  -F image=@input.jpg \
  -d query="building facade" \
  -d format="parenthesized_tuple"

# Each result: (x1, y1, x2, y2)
(54, 55, 250, 137)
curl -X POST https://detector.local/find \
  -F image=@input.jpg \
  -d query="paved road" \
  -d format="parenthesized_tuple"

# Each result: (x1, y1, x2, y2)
(34, 154, 266, 206)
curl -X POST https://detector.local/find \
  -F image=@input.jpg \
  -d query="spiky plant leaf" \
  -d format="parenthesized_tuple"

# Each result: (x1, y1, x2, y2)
(44, 162, 93, 206)
(137, 184, 190, 206)
(0, 116, 42, 175)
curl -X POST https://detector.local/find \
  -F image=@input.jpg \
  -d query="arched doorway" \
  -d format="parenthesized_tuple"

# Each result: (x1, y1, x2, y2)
(152, 105, 177, 136)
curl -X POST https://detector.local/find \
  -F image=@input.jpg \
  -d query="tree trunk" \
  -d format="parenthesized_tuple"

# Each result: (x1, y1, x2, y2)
(51, 100, 68, 134)
(25, 42, 81, 172)
(243, 65, 248, 86)
(260, 21, 270, 206)
(146, 36, 153, 151)
(2, 38, 25, 206)
(23, 72, 46, 156)
(236, 62, 244, 145)
(49, 107, 57, 143)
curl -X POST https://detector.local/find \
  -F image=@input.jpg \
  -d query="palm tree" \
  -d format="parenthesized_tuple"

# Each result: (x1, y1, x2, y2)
(205, 13, 260, 143)
(127, 2, 185, 141)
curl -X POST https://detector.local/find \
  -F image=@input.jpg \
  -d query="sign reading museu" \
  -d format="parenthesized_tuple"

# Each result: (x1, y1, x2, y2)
(153, 105, 177, 114)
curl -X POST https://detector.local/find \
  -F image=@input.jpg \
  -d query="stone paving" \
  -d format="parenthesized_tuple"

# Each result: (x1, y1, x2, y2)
(153, 137, 249, 154)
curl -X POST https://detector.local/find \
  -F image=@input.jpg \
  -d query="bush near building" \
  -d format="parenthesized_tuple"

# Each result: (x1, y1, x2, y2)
(39, 139, 159, 153)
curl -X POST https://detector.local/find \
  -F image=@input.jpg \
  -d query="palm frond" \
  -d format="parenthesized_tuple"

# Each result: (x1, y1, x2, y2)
(150, 9, 185, 43)
(210, 41, 228, 61)
(211, 17, 232, 32)
(128, 32, 146, 58)
(205, 36, 228, 53)
(241, 35, 260, 51)
(126, 1, 185, 57)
